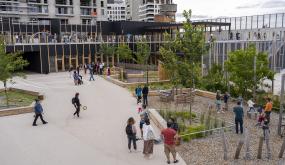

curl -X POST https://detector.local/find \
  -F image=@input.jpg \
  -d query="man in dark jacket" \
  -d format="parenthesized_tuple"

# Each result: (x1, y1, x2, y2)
(142, 85, 149, 106)
(73, 93, 81, 117)
(233, 101, 244, 134)
(33, 99, 48, 126)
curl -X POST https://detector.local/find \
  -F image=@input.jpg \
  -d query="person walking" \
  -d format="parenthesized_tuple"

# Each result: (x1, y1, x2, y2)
(84, 64, 87, 74)
(233, 101, 244, 134)
(99, 62, 103, 75)
(33, 99, 48, 126)
(89, 65, 95, 81)
(142, 85, 149, 106)
(135, 85, 142, 104)
(72, 93, 81, 117)
(73, 71, 79, 85)
(161, 122, 179, 164)
(126, 117, 137, 152)
(264, 98, 273, 123)
(223, 92, 230, 111)
(143, 118, 155, 158)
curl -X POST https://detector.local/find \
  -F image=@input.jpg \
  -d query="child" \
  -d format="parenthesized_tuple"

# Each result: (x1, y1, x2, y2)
(256, 112, 266, 127)
(126, 117, 137, 152)
(137, 103, 143, 113)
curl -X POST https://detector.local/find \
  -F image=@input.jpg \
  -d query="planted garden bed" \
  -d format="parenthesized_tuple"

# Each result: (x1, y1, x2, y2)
(158, 109, 234, 142)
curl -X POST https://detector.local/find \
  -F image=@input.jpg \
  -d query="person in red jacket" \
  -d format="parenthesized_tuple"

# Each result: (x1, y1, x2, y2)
(161, 122, 179, 164)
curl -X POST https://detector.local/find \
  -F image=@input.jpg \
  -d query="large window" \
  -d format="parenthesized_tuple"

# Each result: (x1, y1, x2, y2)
(246, 16, 252, 29)
(241, 16, 246, 29)
(264, 14, 270, 28)
(270, 14, 277, 28)
(257, 15, 263, 28)
(277, 13, 283, 28)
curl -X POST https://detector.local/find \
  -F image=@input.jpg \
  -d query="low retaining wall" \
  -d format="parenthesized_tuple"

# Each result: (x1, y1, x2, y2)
(0, 88, 44, 117)
(148, 108, 167, 130)
(0, 105, 34, 117)
(0, 88, 44, 100)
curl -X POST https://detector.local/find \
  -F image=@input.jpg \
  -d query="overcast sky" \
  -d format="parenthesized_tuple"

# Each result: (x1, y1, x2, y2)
(174, 0, 285, 21)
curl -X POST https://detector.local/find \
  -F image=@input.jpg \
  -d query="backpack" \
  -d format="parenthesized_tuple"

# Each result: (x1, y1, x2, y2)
(125, 125, 133, 136)
(72, 97, 76, 104)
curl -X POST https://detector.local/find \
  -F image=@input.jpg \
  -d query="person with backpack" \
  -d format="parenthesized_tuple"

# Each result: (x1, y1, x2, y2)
(33, 99, 48, 126)
(126, 117, 137, 152)
(135, 85, 142, 104)
(72, 93, 81, 117)
(142, 118, 155, 158)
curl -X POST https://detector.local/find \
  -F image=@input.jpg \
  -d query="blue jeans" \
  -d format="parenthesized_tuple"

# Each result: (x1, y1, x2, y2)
(128, 135, 137, 150)
(89, 74, 95, 81)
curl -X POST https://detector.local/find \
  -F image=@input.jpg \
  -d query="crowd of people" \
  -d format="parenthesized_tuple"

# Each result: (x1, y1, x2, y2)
(215, 90, 273, 136)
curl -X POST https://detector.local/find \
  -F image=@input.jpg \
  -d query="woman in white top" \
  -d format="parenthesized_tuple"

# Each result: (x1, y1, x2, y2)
(142, 118, 155, 158)
(247, 99, 255, 112)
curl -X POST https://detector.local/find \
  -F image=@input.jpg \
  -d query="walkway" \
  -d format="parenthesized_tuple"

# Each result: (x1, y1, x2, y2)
(0, 72, 186, 165)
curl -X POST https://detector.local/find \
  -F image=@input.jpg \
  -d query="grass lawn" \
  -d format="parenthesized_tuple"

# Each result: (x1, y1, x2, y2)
(0, 91, 37, 108)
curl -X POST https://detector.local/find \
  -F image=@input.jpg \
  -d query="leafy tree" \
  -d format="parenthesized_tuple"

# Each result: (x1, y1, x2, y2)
(134, 38, 151, 84)
(202, 64, 227, 92)
(99, 43, 116, 67)
(116, 43, 132, 80)
(225, 44, 274, 99)
(159, 9, 207, 124)
(0, 39, 28, 106)
(160, 9, 207, 88)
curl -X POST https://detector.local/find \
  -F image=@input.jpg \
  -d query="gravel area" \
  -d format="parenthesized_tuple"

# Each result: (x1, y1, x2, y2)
(148, 95, 285, 164)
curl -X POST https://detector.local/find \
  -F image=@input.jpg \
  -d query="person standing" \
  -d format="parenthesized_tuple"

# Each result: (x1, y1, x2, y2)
(135, 85, 142, 104)
(126, 117, 137, 152)
(73, 71, 79, 85)
(72, 93, 81, 117)
(84, 64, 87, 74)
(76, 66, 80, 75)
(99, 62, 103, 75)
(143, 119, 155, 158)
(161, 122, 179, 164)
(89, 65, 95, 81)
(216, 90, 223, 113)
(223, 92, 230, 111)
(233, 101, 244, 134)
(142, 85, 149, 106)
(33, 99, 48, 126)
(264, 98, 273, 123)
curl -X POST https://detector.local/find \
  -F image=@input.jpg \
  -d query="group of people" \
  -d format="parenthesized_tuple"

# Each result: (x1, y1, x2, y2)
(135, 85, 149, 106)
(126, 109, 179, 164)
(215, 90, 274, 135)
(32, 92, 82, 126)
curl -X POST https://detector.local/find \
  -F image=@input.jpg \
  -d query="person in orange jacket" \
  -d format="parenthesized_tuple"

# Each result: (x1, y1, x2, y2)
(264, 98, 273, 123)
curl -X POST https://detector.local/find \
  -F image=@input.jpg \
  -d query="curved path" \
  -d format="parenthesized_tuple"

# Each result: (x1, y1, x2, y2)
(0, 72, 186, 165)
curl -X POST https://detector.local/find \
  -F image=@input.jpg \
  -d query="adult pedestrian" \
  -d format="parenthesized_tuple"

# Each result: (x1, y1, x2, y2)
(84, 64, 88, 74)
(73, 71, 79, 85)
(143, 118, 155, 158)
(76, 66, 80, 75)
(33, 99, 48, 126)
(99, 62, 103, 75)
(142, 85, 149, 106)
(135, 85, 142, 104)
(223, 92, 230, 111)
(247, 99, 255, 112)
(126, 117, 137, 152)
(216, 90, 223, 113)
(72, 93, 81, 117)
(169, 117, 178, 132)
(233, 101, 244, 134)
(264, 98, 273, 123)
(89, 65, 95, 81)
(161, 122, 179, 164)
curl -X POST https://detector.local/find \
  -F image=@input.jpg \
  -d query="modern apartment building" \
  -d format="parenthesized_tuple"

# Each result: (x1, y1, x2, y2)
(125, 0, 140, 21)
(0, 0, 108, 24)
(138, 0, 177, 22)
(107, 0, 126, 21)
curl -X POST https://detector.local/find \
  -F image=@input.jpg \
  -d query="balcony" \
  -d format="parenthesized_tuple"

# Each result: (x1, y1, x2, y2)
(160, 4, 177, 13)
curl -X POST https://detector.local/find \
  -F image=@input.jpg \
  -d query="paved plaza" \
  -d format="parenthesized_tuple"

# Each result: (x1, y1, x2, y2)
(0, 72, 185, 165)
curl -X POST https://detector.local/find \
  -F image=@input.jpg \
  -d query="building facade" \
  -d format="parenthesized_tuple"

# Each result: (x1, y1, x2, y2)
(107, 0, 126, 21)
(138, 0, 177, 22)
(0, 0, 108, 24)
(125, 0, 140, 21)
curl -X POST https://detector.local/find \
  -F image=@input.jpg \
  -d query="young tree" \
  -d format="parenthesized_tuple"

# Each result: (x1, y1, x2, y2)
(225, 44, 274, 99)
(116, 43, 132, 80)
(135, 38, 151, 84)
(99, 43, 116, 67)
(0, 39, 29, 106)
(159, 9, 207, 124)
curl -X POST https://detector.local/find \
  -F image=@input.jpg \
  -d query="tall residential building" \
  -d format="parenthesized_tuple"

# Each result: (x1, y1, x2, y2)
(107, 0, 126, 21)
(139, 0, 177, 22)
(125, 0, 140, 21)
(0, 0, 108, 24)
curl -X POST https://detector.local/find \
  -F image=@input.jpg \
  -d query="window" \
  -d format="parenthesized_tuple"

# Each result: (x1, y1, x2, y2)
(277, 13, 283, 28)
(270, 14, 277, 28)
(246, 16, 252, 29)
(101, 9, 104, 15)
(101, 1, 104, 7)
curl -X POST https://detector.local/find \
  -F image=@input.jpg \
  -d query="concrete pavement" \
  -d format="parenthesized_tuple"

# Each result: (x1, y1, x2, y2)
(0, 72, 186, 165)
